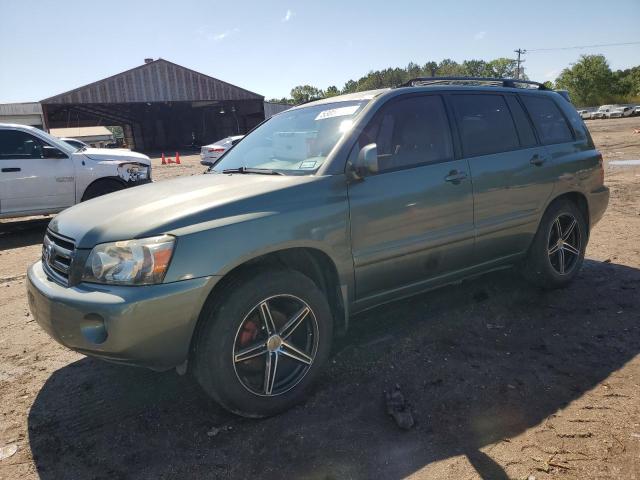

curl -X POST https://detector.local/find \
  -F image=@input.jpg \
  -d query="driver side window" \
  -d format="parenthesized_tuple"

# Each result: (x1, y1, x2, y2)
(0, 130, 44, 159)
(358, 95, 453, 174)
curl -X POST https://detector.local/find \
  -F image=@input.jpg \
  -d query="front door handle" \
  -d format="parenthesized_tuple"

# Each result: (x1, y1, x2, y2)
(530, 154, 546, 166)
(444, 170, 467, 184)
(1, 167, 21, 173)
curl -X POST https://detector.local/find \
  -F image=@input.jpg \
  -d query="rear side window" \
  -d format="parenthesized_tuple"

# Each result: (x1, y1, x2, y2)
(0, 130, 45, 159)
(520, 96, 574, 145)
(360, 95, 453, 173)
(505, 96, 537, 148)
(451, 94, 519, 157)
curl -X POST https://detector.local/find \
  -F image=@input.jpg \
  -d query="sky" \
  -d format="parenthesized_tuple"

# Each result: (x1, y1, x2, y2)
(1, 0, 639, 103)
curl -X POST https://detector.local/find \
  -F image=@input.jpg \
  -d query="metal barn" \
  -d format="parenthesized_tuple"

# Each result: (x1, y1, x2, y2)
(41, 59, 265, 151)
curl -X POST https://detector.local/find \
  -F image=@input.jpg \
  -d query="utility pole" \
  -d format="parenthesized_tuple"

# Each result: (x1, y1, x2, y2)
(514, 49, 526, 79)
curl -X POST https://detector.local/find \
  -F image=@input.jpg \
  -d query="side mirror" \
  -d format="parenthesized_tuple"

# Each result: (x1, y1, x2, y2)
(356, 143, 379, 176)
(42, 146, 67, 159)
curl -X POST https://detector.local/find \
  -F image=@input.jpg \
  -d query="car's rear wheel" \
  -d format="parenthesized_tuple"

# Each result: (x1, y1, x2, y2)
(522, 199, 587, 289)
(193, 269, 333, 417)
(81, 178, 125, 201)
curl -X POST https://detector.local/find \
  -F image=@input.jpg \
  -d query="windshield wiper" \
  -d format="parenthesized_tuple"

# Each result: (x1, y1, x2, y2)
(222, 167, 283, 175)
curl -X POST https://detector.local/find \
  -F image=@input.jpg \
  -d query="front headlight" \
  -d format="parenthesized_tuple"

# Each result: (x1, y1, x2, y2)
(117, 163, 150, 182)
(82, 235, 175, 285)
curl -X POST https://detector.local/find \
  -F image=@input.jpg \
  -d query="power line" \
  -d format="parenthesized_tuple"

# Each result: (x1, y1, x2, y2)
(527, 41, 640, 52)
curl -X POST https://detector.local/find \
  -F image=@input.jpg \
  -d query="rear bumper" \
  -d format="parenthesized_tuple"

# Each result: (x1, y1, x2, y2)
(588, 185, 609, 229)
(27, 260, 218, 370)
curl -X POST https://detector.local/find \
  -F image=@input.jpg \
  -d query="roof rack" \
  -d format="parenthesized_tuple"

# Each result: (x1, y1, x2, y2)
(398, 76, 548, 90)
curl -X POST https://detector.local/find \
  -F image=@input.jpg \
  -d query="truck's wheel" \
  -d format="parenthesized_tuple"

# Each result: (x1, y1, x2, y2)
(81, 179, 125, 201)
(522, 199, 587, 289)
(193, 269, 333, 418)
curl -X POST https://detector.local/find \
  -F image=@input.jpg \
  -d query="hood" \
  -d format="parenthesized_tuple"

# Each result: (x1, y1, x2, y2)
(81, 148, 151, 166)
(49, 173, 321, 248)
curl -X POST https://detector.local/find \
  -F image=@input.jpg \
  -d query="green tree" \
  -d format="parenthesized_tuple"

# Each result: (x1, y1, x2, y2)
(487, 58, 519, 78)
(290, 85, 324, 104)
(436, 59, 466, 76)
(462, 59, 490, 77)
(267, 97, 294, 104)
(611, 66, 640, 100)
(341, 79, 358, 94)
(422, 61, 438, 77)
(555, 55, 615, 106)
(324, 85, 340, 97)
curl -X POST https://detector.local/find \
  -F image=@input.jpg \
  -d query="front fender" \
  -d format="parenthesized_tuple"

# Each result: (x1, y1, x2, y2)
(163, 180, 354, 295)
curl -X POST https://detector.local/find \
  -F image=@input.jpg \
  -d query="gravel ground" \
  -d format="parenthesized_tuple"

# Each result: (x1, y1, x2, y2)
(1, 117, 639, 479)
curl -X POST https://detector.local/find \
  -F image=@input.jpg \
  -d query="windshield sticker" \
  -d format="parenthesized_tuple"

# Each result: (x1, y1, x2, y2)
(314, 105, 360, 121)
(299, 160, 317, 169)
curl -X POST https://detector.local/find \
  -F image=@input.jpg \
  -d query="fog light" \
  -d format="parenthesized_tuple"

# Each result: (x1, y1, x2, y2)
(80, 313, 108, 344)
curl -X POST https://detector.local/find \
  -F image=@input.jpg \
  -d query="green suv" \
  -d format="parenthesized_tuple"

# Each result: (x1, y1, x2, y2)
(27, 78, 609, 417)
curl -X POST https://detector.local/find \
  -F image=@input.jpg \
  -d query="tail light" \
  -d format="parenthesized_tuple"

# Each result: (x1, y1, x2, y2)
(208, 147, 226, 153)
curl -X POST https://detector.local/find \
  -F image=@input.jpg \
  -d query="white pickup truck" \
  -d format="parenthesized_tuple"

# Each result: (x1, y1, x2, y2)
(0, 123, 151, 219)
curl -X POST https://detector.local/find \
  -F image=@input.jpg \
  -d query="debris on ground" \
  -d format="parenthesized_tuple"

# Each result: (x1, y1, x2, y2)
(486, 323, 505, 329)
(385, 384, 414, 430)
(206, 425, 232, 437)
(0, 444, 18, 460)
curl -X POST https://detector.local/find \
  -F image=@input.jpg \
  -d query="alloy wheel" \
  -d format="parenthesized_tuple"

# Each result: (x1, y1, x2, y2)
(232, 294, 319, 396)
(547, 213, 582, 275)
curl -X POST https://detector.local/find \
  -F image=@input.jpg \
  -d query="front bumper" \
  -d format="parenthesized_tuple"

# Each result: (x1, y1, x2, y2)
(27, 261, 218, 370)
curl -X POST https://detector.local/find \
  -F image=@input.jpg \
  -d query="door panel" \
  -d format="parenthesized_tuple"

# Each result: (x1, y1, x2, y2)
(448, 93, 554, 264)
(469, 147, 554, 262)
(347, 94, 474, 300)
(349, 160, 474, 298)
(0, 130, 75, 215)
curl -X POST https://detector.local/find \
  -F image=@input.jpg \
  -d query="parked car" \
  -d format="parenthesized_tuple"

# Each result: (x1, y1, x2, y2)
(0, 123, 151, 218)
(59, 137, 89, 150)
(596, 104, 630, 118)
(634, 106, 640, 116)
(617, 106, 634, 118)
(200, 135, 244, 166)
(605, 107, 625, 118)
(577, 109, 592, 120)
(27, 79, 608, 418)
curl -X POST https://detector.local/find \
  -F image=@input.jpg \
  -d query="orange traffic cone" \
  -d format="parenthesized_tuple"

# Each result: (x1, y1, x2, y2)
(175, 152, 181, 164)
(161, 153, 167, 165)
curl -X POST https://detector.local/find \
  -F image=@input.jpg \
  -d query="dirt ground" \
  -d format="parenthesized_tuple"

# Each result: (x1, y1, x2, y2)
(1, 117, 639, 480)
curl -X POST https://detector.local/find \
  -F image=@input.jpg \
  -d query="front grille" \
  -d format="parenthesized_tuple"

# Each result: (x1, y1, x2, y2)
(42, 230, 76, 286)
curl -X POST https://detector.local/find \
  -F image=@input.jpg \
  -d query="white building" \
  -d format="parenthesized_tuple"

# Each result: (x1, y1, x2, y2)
(50, 126, 115, 147)
(0, 102, 46, 129)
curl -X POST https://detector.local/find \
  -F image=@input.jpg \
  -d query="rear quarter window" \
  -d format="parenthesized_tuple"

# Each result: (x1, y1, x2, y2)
(520, 95, 575, 145)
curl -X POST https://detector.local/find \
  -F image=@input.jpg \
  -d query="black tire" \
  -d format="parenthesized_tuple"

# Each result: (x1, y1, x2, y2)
(81, 179, 125, 201)
(193, 269, 333, 418)
(522, 199, 587, 289)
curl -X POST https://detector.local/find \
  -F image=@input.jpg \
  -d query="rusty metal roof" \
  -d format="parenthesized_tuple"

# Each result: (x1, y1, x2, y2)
(41, 59, 263, 104)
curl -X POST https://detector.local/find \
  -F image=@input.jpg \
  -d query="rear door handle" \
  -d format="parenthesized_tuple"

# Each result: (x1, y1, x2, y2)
(444, 170, 468, 184)
(1, 167, 21, 173)
(530, 154, 546, 166)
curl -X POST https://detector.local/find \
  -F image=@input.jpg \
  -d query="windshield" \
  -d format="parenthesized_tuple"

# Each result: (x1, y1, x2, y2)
(36, 130, 76, 154)
(63, 139, 86, 150)
(211, 100, 368, 174)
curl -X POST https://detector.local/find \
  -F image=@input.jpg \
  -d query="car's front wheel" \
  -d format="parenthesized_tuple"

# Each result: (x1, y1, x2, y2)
(81, 178, 126, 201)
(193, 269, 333, 417)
